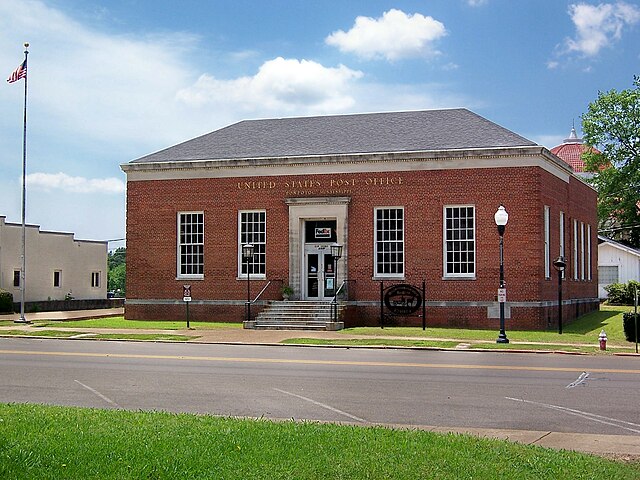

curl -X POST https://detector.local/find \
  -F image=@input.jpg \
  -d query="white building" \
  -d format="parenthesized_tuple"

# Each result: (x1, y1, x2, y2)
(598, 236, 640, 299)
(0, 216, 108, 302)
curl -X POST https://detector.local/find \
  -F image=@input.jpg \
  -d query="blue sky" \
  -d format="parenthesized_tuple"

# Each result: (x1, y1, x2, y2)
(1, 0, 639, 245)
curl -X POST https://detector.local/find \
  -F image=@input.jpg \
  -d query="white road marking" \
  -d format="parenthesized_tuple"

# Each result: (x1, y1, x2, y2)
(505, 396, 640, 434)
(274, 388, 367, 423)
(566, 371, 589, 388)
(74, 380, 121, 408)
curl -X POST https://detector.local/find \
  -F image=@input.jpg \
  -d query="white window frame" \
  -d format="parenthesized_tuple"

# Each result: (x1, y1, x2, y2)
(587, 224, 592, 281)
(544, 206, 550, 279)
(177, 211, 204, 280)
(238, 210, 267, 279)
(374, 207, 404, 278)
(581, 222, 585, 281)
(91, 271, 100, 288)
(443, 205, 476, 279)
(53, 270, 62, 288)
(573, 219, 579, 280)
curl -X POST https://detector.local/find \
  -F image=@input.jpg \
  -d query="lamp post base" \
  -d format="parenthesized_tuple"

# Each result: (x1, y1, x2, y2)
(496, 333, 509, 344)
(13, 316, 31, 324)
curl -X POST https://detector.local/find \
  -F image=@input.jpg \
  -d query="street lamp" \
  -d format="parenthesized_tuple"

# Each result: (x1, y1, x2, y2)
(494, 205, 509, 344)
(242, 243, 254, 323)
(553, 256, 566, 334)
(330, 244, 343, 322)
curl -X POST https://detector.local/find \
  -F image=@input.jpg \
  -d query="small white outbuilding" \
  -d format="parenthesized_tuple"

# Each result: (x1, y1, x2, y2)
(598, 235, 640, 299)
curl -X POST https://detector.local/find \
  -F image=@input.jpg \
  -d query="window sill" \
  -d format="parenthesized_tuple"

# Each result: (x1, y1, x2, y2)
(176, 275, 204, 281)
(372, 276, 405, 281)
(236, 275, 267, 281)
(442, 275, 476, 281)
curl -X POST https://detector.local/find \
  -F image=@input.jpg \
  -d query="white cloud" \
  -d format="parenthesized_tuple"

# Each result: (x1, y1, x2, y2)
(564, 2, 640, 56)
(325, 9, 447, 61)
(467, 0, 488, 6)
(26, 172, 125, 194)
(0, 0, 200, 151)
(177, 57, 363, 113)
(0, 1, 469, 241)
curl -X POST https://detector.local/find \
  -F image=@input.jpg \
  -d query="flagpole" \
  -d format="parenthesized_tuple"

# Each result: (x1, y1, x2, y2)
(15, 43, 29, 324)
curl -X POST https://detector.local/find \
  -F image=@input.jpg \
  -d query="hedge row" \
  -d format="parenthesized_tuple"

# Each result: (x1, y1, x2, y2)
(605, 280, 640, 305)
(0, 289, 13, 313)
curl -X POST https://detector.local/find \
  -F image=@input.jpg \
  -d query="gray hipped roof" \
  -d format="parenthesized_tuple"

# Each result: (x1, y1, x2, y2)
(131, 108, 537, 164)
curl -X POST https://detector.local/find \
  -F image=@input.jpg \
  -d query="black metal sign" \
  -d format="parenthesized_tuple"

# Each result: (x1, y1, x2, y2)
(380, 281, 426, 330)
(384, 284, 423, 315)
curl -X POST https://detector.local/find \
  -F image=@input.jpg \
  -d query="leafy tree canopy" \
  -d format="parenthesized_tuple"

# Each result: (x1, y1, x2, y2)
(108, 247, 126, 269)
(582, 76, 640, 247)
(108, 247, 126, 294)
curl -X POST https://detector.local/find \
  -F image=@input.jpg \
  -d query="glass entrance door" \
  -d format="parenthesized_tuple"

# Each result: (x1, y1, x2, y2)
(304, 246, 336, 300)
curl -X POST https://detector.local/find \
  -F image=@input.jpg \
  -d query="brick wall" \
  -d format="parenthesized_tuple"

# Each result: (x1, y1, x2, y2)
(125, 164, 598, 328)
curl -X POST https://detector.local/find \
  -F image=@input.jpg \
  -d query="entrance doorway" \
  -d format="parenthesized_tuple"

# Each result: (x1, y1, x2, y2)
(302, 219, 338, 301)
(304, 245, 337, 300)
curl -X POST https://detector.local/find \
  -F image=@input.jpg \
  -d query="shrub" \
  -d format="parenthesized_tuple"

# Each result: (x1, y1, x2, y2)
(0, 289, 14, 313)
(605, 280, 640, 305)
(623, 312, 639, 343)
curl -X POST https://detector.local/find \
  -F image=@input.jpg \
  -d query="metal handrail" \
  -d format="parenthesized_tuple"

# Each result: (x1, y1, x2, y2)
(252, 279, 283, 304)
(331, 279, 355, 323)
(332, 280, 347, 304)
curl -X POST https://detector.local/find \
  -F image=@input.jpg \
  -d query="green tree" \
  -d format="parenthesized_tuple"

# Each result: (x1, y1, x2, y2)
(108, 247, 126, 295)
(582, 76, 640, 247)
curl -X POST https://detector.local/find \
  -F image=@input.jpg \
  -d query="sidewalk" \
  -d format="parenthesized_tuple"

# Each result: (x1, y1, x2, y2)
(1, 308, 639, 461)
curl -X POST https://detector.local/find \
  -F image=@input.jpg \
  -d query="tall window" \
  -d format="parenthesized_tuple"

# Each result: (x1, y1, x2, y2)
(580, 222, 585, 281)
(239, 210, 266, 276)
(13, 270, 20, 288)
(559, 212, 565, 279)
(91, 272, 100, 288)
(573, 219, 579, 280)
(587, 224, 592, 281)
(53, 270, 62, 288)
(178, 212, 204, 278)
(544, 206, 550, 279)
(444, 206, 475, 277)
(374, 207, 404, 277)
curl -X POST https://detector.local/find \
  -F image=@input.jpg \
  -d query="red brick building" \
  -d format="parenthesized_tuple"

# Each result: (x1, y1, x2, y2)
(121, 109, 598, 330)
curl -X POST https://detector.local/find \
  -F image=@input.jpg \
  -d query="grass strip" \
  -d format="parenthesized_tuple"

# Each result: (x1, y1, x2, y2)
(34, 317, 241, 330)
(0, 330, 85, 338)
(343, 305, 632, 345)
(281, 338, 461, 348)
(280, 338, 638, 354)
(0, 330, 194, 342)
(0, 403, 637, 479)
(91, 333, 196, 342)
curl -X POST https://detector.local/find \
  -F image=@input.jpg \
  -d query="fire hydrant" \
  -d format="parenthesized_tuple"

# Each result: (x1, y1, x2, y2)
(599, 330, 607, 351)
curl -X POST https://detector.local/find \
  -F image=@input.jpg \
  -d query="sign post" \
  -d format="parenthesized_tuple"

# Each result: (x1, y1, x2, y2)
(497, 288, 507, 304)
(635, 287, 638, 354)
(183, 285, 192, 328)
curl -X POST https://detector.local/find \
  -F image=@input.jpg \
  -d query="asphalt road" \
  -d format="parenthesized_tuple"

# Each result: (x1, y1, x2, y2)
(1, 337, 639, 436)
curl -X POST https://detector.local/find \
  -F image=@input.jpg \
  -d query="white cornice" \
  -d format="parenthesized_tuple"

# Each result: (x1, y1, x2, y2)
(121, 146, 585, 186)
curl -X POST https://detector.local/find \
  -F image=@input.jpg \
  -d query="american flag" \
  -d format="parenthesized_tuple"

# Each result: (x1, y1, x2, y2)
(7, 60, 27, 83)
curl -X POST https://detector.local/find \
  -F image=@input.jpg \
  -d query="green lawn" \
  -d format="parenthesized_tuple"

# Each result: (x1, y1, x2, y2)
(3, 305, 638, 353)
(343, 305, 634, 346)
(34, 316, 241, 330)
(0, 329, 194, 342)
(0, 403, 637, 479)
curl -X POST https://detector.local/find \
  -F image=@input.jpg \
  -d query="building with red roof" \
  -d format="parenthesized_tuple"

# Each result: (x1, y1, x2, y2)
(550, 126, 600, 177)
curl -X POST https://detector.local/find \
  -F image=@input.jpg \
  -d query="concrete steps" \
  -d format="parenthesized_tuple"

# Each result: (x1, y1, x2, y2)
(244, 300, 344, 331)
